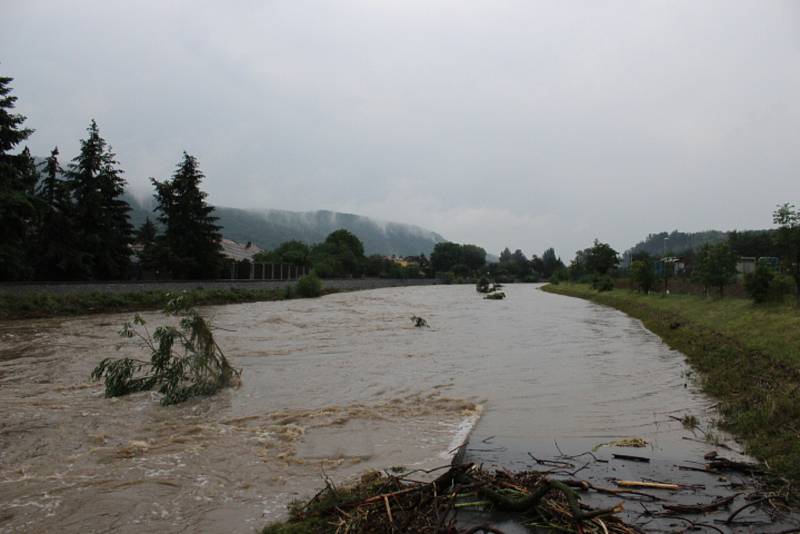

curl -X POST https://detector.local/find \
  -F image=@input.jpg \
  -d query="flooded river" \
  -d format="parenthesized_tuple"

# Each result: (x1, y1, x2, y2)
(0, 285, 796, 532)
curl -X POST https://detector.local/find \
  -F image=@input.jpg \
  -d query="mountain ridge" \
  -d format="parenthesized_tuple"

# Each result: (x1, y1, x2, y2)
(126, 195, 446, 257)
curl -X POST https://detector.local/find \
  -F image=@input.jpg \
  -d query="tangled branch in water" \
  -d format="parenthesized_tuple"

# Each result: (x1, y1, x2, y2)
(91, 295, 240, 405)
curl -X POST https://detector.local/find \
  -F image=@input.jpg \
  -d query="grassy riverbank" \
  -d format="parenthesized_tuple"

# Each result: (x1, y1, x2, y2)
(0, 286, 340, 321)
(542, 283, 800, 485)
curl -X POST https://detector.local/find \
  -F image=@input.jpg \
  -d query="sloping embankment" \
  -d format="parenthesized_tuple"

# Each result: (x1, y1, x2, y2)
(542, 283, 800, 486)
(0, 278, 441, 320)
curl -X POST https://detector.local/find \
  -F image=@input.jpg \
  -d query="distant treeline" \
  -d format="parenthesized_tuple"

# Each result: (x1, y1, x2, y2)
(625, 229, 784, 260)
(565, 204, 800, 304)
(250, 231, 430, 280)
(429, 242, 565, 283)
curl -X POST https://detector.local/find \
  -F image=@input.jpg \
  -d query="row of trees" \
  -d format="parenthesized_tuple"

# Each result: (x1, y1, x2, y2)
(429, 242, 487, 277)
(0, 75, 224, 281)
(492, 247, 565, 282)
(252, 230, 373, 279)
(250, 231, 434, 279)
(572, 202, 800, 305)
(428, 241, 565, 282)
(628, 243, 738, 296)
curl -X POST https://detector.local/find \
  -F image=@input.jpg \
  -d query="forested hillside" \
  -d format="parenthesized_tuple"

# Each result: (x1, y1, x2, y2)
(127, 196, 445, 257)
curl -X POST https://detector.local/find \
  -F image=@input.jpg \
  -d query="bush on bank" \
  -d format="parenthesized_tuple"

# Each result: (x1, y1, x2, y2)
(296, 273, 323, 298)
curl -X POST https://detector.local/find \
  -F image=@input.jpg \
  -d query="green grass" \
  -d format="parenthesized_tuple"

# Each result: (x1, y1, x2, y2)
(543, 283, 800, 487)
(0, 286, 340, 321)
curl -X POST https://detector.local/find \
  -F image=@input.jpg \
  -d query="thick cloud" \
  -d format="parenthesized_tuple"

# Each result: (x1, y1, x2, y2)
(3, 1, 799, 258)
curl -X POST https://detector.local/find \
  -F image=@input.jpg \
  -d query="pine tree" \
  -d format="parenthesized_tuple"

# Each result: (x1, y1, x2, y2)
(151, 152, 223, 279)
(65, 120, 133, 279)
(0, 76, 37, 280)
(33, 147, 86, 279)
(38, 146, 62, 204)
(134, 217, 160, 277)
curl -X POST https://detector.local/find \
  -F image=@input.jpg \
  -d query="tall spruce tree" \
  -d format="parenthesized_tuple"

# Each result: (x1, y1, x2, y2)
(34, 147, 86, 279)
(65, 120, 133, 279)
(134, 217, 160, 277)
(0, 75, 37, 280)
(151, 152, 223, 279)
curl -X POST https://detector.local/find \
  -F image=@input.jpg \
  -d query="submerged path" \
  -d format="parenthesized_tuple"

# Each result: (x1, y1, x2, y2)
(0, 285, 795, 532)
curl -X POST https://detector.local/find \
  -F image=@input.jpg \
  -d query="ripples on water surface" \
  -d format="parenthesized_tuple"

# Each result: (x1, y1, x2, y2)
(0, 285, 792, 532)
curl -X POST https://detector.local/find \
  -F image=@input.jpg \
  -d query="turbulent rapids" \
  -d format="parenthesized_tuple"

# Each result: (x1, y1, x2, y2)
(0, 285, 796, 532)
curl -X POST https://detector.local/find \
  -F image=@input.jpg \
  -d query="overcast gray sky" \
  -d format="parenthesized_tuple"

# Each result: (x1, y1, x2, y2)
(3, 1, 799, 258)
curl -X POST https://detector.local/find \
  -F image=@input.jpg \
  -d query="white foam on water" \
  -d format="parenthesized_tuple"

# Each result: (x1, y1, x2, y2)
(440, 408, 482, 460)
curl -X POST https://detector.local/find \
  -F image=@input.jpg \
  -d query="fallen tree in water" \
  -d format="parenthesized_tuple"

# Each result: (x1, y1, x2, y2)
(476, 277, 504, 295)
(91, 296, 240, 405)
(476, 277, 492, 293)
(262, 463, 638, 534)
(411, 315, 430, 327)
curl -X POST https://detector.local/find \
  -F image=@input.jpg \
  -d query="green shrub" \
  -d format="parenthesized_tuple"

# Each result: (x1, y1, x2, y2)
(630, 259, 656, 293)
(296, 273, 323, 298)
(745, 264, 775, 303)
(746, 264, 795, 303)
(312, 259, 337, 279)
(591, 275, 614, 292)
(550, 267, 569, 283)
(771, 273, 795, 303)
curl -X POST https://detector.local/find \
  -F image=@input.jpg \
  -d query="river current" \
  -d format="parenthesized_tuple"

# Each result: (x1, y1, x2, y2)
(0, 285, 793, 532)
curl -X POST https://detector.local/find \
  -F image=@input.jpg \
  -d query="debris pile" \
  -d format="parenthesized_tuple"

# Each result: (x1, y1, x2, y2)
(262, 463, 639, 534)
(476, 277, 506, 299)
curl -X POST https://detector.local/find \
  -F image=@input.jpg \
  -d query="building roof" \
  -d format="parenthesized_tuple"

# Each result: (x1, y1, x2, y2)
(220, 238, 263, 262)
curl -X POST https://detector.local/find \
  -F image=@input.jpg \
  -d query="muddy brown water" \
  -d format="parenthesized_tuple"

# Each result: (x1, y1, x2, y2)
(0, 285, 796, 533)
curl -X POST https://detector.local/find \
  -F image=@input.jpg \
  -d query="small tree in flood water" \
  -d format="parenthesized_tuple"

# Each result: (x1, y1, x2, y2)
(91, 297, 240, 405)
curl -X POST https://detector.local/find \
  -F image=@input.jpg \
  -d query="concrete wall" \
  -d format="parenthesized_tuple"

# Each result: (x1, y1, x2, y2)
(0, 278, 442, 296)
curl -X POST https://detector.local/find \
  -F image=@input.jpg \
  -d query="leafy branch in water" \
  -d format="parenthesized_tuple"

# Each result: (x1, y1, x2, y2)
(91, 296, 241, 405)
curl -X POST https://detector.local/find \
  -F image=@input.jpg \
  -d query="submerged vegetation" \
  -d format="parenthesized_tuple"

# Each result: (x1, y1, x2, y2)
(262, 463, 637, 534)
(91, 297, 240, 405)
(543, 283, 800, 486)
